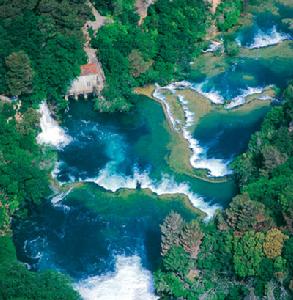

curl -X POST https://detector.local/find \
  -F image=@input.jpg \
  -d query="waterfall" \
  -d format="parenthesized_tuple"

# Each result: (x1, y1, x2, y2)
(37, 102, 72, 149)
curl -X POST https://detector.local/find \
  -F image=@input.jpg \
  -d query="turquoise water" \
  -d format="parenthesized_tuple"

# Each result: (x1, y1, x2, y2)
(13, 11, 293, 298)
(14, 96, 270, 284)
(196, 12, 293, 100)
(14, 185, 198, 278)
(237, 12, 293, 47)
(193, 106, 270, 160)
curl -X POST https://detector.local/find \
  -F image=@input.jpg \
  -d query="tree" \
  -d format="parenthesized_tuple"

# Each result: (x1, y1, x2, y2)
(163, 246, 193, 278)
(128, 49, 152, 77)
(233, 231, 265, 277)
(216, 0, 242, 31)
(180, 220, 203, 259)
(160, 211, 184, 255)
(261, 145, 287, 175)
(5, 51, 33, 96)
(283, 237, 293, 275)
(225, 194, 272, 233)
(263, 228, 288, 259)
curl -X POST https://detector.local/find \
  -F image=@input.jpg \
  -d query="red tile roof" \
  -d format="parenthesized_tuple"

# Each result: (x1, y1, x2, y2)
(81, 63, 99, 76)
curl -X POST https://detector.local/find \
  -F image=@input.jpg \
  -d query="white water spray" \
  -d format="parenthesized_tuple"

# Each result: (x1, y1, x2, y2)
(224, 86, 266, 109)
(178, 95, 232, 177)
(152, 83, 231, 177)
(75, 255, 158, 300)
(37, 102, 72, 148)
(87, 166, 217, 218)
(153, 84, 178, 129)
(240, 25, 292, 49)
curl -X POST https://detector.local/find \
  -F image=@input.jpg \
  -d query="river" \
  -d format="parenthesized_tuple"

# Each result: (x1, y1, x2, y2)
(13, 9, 293, 300)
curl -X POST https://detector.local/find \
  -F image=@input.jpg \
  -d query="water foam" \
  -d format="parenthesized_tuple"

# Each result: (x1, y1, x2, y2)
(244, 25, 292, 49)
(178, 95, 232, 177)
(202, 40, 223, 53)
(75, 255, 158, 300)
(152, 84, 231, 178)
(191, 81, 225, 104)
(153, 84, 178, 129)
(87, 166, 217, 218)
(224, 86, 265, 109)
(37, 102, 72, 148)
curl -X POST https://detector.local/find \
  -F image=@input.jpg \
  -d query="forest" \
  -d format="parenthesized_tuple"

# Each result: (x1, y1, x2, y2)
(0, 0, 91, 298)
(0, 0, 244, 112)
(0, 100, 79, 298)
(92, 0, 243, 112)
(154, 82, 293, 299)
(1, 0, 292, 299)
(0, 0, 90, 111)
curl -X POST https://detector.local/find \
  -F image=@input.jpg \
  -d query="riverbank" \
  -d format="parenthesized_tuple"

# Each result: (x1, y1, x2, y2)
(135, 83, 273, 181)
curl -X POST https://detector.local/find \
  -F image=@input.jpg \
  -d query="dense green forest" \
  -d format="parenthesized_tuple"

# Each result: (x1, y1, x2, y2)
(0, 0, 91, 298)
(0, 102, 50, 234)
(92, 0, 210, 111)
(1, 0, 292, 299)
(0, 0, 244, 112)
(0, 101, 78, 299)
(155, 83, 293, 299)
(0, 0, 90, 110)
(91, 0, 245, 112)
(0, 236, 79, 300)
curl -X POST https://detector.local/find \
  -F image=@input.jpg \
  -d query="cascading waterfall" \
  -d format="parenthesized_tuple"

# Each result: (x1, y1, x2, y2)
(75, 256, 158, 300)
(45, 103, 217, 299)
(86, 168, 217, 218)
(152, 81, 271, 177)
(177, 95, 232, 177)
(37, 102, 72, 148)
(237, 25, 292, 49)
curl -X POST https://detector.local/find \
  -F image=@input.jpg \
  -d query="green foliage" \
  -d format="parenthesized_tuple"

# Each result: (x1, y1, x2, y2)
(233, 82, 293, 189)
(224, 37, 240, 56)
(155, 214, 206, 299)
(0, 103, 50, 234)
(163, 246, 194, 278)
(92, 0, 209, 111)
(224, 193, 272, 232)
(92, 0, 135, 18)
(233, 231, 265, 278)
(0, 0, 90, 109)
(197, 227, 233, 274)
(5, 51, 33, 96)
(0, 237, 79, 300)
(156, 82, 293, 297)
(216, 0, 243, 31)
(0, 102, 79, 298)
(283, 237, 293, 275)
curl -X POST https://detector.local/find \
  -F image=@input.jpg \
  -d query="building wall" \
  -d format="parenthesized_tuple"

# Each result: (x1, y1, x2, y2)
(67, 74, 100, 96)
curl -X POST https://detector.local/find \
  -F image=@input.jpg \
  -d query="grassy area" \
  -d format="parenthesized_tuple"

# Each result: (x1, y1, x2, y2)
(191, 52, 229, 79)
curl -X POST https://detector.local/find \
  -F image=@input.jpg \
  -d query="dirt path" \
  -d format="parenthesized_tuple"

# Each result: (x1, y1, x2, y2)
(211, 0, 221, 14)
(82, 1, 106, 89)
(136, 0, 154, 25)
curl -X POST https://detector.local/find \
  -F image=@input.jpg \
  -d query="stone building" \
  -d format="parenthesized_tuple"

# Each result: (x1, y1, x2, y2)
(66, 63, 104, 99)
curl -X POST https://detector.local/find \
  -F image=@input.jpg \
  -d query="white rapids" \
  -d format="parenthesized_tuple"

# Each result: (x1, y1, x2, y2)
(237, 25, 292, 49)
(37, 102, 72, 149)
(75, 255, 158, 300)
(153, 83, 235, 177)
